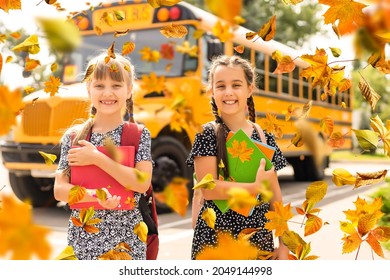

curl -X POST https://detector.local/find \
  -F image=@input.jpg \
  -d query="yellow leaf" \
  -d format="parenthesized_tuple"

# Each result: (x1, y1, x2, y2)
(205, 0, 242, 23)
(319, 116, 334, 136)
(122, 41, 135, 56)
(193, 173, 216, 190)
(212, 20, 233, 42)
(257, 15, 276, 41)
(139, 46, 160, 63)
(54, 245, 77, 260)
(12, 34, 40, 54)
(201, 207, 216, 229)
(68, 185, 86, 205)
(50, 62, 58, 72)
(176, 41, 198, 57)
(38, 151, 57, 166)
(43, 75, 61, 96)
(0, 194, 52, 259)
(306, 181, 327, 207)
(227, 187, 258, 217)
(332, 168, 356, 186)
(147, 0, 182, 8)
(134, 221, 148, 243)
(134, 169, 149, 183)
(95, 189, 107, 201)
(341, 231, 362, 254)
(81, 63, 96, 83)
(193, 29, 205, 39)
(24, 86, 35, 95)
(36, 17, 81, 52)
(304, 215, 323, 236)
(330, 47, 341, 57)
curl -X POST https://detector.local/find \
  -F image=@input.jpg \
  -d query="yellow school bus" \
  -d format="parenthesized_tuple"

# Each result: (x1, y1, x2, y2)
(0, 0, 353, 208)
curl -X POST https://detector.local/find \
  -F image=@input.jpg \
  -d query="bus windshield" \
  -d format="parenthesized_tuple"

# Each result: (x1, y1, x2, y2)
(62, 25, 198, 84)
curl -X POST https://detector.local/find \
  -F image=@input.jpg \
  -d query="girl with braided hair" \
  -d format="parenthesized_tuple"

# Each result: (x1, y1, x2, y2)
(186, 55, 289, 260)
(54, 52, 153, 260)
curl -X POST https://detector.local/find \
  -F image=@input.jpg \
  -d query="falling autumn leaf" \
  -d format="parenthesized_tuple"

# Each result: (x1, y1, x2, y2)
(227, 187, 258, 217)
(139, 46, 161, 63)
(355, 170, 388, 189)
(193, 173, 216, 190)
(195, 231, 259, 260)
(44, 75, 61, 96)
(0, 0, 21, 13)
(0, 86, 24, 136)
(81, 63, 96, 83)
(122, 41, 135, 56)
(233, 45, 245, 54)
(160, 23, 188, 38)
(358, 75, 381, 111)
(212, 21, 233, 43)
(265, 202, 294, 237)
(205, 0, 242, 23)
(154, 177, 189, 216)
(140, 72, 165, 93)
(55, 246, 77, 260)
(257, 15, 276, 41)
(271, 50, 296, 74)
(176, 41, 198, 57)
(328, 131, 345, 148)
(134, 221, 148, 243)
(147, 0, 182, 8)
(332, 168, 356, 187)
(201, 207, 216, 229)
(70, 207, 102, 234)
(319, 116, 334, 136)
(352, 129, 379, 151)
(12, 34, 40, 54)
(98, 242, 132, 260)
(38, 151, 57, 166)
(319, 0, 367, 36)
(0, 194, 52, 259)
(369, 115, 390, 156)
(68, 186, 87, 206)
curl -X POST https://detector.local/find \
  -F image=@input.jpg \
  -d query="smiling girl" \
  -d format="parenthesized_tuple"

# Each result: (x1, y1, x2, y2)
(187, 55, 289, 260)
(54, 52, 153, 260)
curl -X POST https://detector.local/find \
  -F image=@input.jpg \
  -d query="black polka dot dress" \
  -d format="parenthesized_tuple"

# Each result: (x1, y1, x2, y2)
(186, 123, 288, 260)
(57, 123, 153, 260)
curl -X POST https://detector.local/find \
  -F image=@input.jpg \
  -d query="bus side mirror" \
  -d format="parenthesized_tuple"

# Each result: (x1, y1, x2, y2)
(207, 38, 223, 61)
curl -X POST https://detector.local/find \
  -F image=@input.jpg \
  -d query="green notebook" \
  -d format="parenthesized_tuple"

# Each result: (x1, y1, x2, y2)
(214, 129, 273, 216)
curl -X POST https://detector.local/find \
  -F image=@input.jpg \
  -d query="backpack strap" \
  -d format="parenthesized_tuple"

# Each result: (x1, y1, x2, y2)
(121, 122, 144, 153)
(249, 120, 267, 143)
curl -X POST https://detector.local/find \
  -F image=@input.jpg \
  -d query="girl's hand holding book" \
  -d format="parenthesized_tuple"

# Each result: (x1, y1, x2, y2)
(67, 140, 100, 166)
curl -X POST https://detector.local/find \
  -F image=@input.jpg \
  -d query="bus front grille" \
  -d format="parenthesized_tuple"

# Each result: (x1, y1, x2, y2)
(22, 100, 90, 137)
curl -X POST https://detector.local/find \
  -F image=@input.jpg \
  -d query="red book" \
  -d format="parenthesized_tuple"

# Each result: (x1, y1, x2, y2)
(70, 146, 135, 210)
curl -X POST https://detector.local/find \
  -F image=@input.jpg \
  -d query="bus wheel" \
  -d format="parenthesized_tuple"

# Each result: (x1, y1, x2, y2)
(151, 136, 193, 214)
(8, 172, 57, 207)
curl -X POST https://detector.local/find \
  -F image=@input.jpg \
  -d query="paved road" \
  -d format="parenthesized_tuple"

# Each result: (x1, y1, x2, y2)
(1, 158, 389, 260)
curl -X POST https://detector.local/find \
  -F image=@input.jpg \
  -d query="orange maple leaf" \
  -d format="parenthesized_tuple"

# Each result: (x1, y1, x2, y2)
(259, 112, 283, 138)
(0, 0, 21, 13)
(71, 207, 102, 234)
(0, 85, 24, 136)
(0, 194, 52, 259)
(319, 0, 367, 36)
(264, 201, 294, 237)
(140, 72, 165, 93)
(227, 139, 254, 163)
(44, 75, 61, 96)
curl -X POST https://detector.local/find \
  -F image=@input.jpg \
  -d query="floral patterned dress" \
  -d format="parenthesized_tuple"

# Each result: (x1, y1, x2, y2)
(186, 123, 288, 260)
(57, 123, 153, 260)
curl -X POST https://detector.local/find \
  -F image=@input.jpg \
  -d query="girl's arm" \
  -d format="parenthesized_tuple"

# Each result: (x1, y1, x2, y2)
(194, 156, 271, 200)
(68, 140, 152, 193)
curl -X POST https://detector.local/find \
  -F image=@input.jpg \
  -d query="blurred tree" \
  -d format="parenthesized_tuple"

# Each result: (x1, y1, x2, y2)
(186, 0, 324, 47)
(352, 65, 390, 129)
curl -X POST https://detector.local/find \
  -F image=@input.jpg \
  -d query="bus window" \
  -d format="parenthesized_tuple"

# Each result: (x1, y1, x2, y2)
(61, 25, 199, 83)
